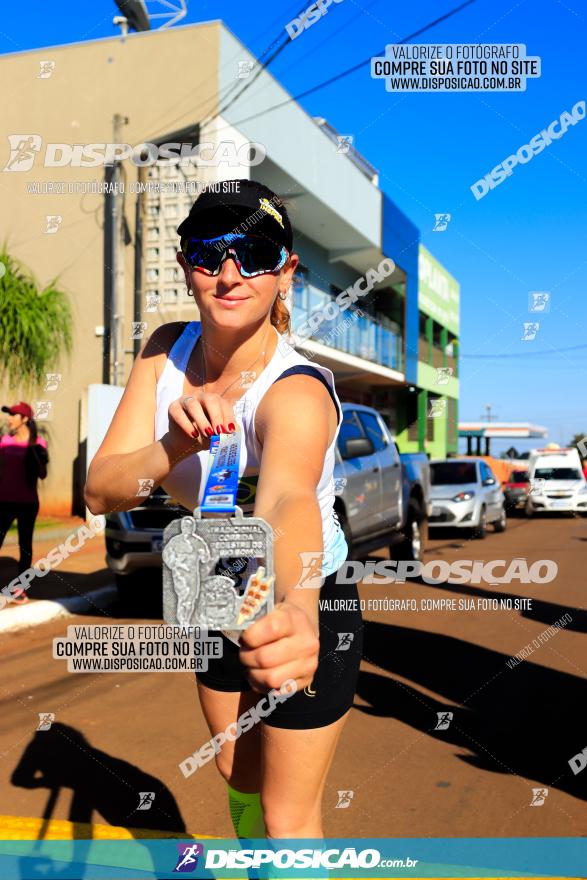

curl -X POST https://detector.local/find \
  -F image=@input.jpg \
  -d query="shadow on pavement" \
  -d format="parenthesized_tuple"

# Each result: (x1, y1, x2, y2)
(0, 557, 113, 601)
(356, 620, 586, 801)
(0, 556, 165, 619)
(9, 723, 239, 879)
(12, 722, 186, 833)
(413, 577, 587, 634)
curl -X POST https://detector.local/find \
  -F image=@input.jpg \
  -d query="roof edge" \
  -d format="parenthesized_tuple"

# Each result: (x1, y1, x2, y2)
(0, 19, 222, 60)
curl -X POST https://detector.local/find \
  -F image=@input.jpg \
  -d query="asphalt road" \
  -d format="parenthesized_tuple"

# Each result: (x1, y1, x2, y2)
(1, 512, 586, 839)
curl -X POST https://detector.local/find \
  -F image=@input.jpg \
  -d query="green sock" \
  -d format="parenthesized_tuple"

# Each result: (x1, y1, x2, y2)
(227, 784, 266, 839)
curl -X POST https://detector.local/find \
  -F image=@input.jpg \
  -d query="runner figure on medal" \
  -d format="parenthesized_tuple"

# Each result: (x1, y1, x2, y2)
(161, 517, 205, 625)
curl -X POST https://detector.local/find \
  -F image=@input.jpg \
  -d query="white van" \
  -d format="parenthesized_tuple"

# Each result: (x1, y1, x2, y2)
(526, 446, 587, 515)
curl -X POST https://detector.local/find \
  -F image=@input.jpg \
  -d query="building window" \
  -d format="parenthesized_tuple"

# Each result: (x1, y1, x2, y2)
(142, 155, 200, 312)
(427, 393, 444, 440)
(432, 323, 444, 367)
(418, 312, 429, 363)
(446, 335, 458, 377)
(292, 265, 309, 292)
(164, 266, 181, 282)
(292, 265, 309, 311)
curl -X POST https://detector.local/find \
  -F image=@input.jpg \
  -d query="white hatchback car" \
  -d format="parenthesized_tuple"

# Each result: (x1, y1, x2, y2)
(429, 458, 507, 538)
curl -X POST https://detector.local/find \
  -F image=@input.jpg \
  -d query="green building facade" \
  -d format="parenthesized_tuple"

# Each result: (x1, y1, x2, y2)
(395, 245, 460, 458)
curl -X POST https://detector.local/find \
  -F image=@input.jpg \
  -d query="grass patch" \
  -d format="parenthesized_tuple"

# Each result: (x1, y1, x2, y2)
(7, 517, 65, 533)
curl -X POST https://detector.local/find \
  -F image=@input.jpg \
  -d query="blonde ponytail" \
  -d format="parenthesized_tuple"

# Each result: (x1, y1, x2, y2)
(270, 294, 291, 335)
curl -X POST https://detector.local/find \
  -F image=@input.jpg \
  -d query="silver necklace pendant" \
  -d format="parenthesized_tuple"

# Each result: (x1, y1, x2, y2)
(162, 505, 274, 630)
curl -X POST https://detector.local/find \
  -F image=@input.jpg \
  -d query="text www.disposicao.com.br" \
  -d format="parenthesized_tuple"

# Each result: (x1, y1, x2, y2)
(70, 657, 202, 671)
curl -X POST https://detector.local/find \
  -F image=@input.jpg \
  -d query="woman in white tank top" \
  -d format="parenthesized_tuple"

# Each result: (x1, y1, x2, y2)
(154, 319, 348, 575)
(85, 180, 364, 842)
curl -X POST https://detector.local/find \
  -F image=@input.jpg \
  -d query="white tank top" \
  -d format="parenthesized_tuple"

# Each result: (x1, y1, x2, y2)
(154, 321, 348, 577)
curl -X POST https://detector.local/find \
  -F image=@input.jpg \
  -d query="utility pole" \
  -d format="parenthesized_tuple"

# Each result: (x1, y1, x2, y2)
(103, 113, 129, 386)
(133, 165, 145, 359)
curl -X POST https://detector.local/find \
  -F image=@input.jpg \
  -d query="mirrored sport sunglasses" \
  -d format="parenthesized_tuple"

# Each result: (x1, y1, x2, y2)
(181, 233, 289, 278)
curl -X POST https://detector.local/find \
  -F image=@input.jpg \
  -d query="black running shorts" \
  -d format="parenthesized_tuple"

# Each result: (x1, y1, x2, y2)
(195, 564, 363, 729)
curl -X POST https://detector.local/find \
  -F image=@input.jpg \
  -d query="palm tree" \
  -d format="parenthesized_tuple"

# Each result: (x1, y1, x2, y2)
(0, 248, 73, 394)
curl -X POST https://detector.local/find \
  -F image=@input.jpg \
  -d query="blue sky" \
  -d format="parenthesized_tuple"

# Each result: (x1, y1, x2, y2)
(2, 0, 586, 452)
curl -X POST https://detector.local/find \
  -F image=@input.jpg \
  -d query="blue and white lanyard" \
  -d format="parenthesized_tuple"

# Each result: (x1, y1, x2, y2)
(200, 427, 242, 515)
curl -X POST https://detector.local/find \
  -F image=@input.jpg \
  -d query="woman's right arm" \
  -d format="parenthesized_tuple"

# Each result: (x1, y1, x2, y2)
(84, 323, 236, 516)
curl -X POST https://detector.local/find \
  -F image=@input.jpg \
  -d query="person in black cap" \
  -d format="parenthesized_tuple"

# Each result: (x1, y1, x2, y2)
(84, 178, 362, 843)
(177, 178, 293, 249)
(0, 401, 49, 603)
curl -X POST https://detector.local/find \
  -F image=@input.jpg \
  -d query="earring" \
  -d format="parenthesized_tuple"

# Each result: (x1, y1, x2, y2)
(187, 288, 193, 297)
(279, 291, 287, 300)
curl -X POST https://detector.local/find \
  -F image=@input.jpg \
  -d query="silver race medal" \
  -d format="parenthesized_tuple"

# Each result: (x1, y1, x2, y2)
(162, 429, 274, 631)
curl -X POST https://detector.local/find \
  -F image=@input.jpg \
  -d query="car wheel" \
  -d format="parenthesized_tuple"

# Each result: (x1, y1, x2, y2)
(472, 506, 487, 539)
(494, 505, 507, 532)
(525, 499, 534, 518)
(394, 503, 426, 562)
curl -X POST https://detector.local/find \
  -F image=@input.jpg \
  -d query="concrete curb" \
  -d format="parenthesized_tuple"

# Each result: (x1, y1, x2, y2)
(0, 585, 117, 634)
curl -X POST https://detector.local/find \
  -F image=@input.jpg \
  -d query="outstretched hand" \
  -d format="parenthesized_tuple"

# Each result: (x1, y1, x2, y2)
(239, 600, 320, 695)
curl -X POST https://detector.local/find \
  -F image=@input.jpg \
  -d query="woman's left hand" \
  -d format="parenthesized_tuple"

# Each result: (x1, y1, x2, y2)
(239, 600, 320, 695)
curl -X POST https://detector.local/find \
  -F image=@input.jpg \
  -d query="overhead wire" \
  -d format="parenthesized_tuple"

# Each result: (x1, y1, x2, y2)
(140, 0, 476, 145)
(141, 2, 310, 144)
(220, 0, 477, 132)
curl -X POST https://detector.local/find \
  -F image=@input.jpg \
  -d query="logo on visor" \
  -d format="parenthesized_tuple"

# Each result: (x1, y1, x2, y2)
(259, 198, 284, 229)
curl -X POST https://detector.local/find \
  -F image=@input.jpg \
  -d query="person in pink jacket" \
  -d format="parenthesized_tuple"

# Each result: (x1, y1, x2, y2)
(0, 401, 49, 604)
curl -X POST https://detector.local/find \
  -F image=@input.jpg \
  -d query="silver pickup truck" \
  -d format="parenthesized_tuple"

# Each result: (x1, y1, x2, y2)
(105, 403, 430, 603)
(333, 403, 430, 563)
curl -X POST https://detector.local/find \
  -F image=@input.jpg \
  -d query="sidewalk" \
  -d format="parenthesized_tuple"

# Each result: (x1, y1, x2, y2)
(0, 519, 117, 633)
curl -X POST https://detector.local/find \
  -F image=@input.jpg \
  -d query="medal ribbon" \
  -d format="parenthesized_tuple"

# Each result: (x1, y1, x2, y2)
(198, 426, 252, 644)
(200, 427, 242, 515)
